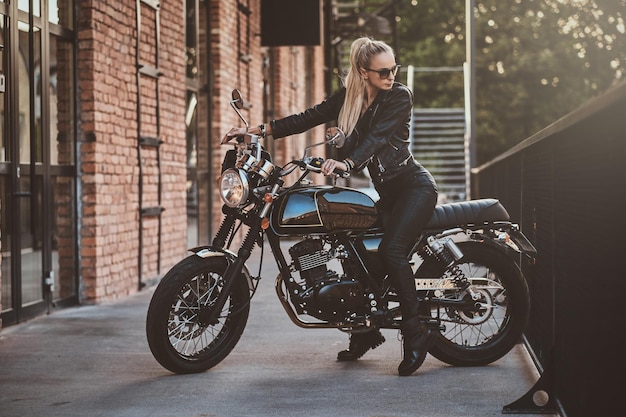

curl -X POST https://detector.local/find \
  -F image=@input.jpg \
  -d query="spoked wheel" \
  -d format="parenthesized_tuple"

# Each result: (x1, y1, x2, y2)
(415, 241, 530, 366)
(146, 255, 250, 374)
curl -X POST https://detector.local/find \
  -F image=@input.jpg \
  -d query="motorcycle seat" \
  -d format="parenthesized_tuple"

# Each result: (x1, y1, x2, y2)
(425, 198, 510, 230)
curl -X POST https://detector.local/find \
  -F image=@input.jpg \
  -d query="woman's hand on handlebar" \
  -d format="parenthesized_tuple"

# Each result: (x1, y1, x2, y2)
(321, 158, 348, 176)
(221, 127, 248, 144)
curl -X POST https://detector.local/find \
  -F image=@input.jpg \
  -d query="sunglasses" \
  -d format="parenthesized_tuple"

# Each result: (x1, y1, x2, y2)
(364, 64, 401, 79)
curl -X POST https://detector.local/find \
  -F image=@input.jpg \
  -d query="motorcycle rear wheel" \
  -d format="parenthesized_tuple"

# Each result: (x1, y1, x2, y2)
(146, 255, 250, 374)
(415, 241, 530, 366)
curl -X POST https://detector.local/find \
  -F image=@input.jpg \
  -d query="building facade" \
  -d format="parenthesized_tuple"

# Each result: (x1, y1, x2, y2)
(0, 0, 327, 330)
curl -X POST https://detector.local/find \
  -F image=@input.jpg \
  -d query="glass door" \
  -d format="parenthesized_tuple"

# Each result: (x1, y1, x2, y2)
(0, 0, 77, 326)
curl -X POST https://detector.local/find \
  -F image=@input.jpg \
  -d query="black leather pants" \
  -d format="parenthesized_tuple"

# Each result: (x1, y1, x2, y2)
(377, 167, 438, 321)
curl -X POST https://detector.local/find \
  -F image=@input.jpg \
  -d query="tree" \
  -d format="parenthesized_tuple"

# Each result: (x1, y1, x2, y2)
(391, 0, 625, 164)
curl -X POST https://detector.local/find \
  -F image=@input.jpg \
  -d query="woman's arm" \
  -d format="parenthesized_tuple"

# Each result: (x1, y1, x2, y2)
(269, 89, 345, 139)
(222, 89, 345, 144)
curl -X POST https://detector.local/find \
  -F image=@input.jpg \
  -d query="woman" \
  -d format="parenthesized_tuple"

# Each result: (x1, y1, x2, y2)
(224, 37, 438, 376)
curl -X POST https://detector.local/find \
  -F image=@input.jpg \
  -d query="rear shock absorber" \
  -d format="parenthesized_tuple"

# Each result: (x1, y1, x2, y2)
(426, 237, 480, 300)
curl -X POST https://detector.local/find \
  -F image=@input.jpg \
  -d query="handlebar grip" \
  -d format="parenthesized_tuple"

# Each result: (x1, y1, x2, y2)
(294, 158, 349, 178)
(334, 169, 350, 178)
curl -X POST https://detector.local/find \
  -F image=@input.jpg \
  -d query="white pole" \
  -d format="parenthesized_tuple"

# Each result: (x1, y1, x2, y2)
(407, 64, 415, 152)
(465, 0, 476, 200)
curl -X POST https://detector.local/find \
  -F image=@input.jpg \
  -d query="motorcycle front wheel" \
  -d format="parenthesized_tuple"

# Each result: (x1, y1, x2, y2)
(415, 241, 530, 366)
(146, 255, 250, 374)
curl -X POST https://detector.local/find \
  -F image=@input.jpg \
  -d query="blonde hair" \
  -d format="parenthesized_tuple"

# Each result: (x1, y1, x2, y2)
(338, 37, 394, 136)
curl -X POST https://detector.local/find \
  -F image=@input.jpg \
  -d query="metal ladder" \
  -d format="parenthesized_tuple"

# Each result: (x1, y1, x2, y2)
(136, 0, 163, 289)
(411, 108, 468, 202)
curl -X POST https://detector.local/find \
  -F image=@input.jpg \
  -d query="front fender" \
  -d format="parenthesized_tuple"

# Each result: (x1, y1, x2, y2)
(188, 245, 255, 291)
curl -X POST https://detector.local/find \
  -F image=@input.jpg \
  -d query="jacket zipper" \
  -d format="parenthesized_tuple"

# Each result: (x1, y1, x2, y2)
(377, 156, 386, 173)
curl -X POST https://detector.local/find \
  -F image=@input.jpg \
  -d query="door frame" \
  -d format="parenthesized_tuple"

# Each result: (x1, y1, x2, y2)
(0, 0, 78, 326)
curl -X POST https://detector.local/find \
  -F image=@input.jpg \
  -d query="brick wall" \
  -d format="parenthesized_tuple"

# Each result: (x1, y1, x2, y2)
(208, 0, 265, 234)
(72, 0, 327, 304)
(76, 0, 186, 303)
(0, 0, 327, 319)
(269, 46, 328, 166)
(55, 38, 76, 300)
(148, 1, 188, 279)
(206, 0, 327, 234)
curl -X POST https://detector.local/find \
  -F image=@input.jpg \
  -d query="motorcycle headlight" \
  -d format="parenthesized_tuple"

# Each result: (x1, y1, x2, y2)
(219, 168, 249, 207)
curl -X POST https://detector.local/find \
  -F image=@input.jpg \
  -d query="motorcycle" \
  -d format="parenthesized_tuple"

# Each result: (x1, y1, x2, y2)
(146, 90, 537, 374)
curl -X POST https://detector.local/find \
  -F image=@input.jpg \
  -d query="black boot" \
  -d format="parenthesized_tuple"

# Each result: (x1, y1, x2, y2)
(337, 329, 386, 362)
(397, 318, 435, 376)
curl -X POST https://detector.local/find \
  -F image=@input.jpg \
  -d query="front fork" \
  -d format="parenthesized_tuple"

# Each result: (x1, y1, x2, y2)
(211, 208, 237, 249)
(207, 181, 282, 325)
(204, 215, 261, 325)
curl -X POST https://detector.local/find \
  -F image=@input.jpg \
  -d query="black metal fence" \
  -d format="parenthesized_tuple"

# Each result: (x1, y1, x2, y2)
(472, 81, 626, 417)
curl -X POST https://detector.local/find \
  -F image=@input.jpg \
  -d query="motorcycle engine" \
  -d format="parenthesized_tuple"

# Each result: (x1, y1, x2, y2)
(288, 239, 367, 322)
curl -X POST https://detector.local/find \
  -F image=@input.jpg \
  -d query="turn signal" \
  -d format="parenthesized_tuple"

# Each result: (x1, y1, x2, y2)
(261, 217, 270, 230)
(263, 193, 274, 203)
(498, 232, 511, 243)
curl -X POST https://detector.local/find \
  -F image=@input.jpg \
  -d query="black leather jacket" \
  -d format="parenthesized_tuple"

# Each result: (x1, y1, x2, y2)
(270, 82, 418, 185)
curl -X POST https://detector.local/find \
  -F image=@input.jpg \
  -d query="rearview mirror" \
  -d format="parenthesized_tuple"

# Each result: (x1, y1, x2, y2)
(231, 89, 244, 109)
(326, 127, 346, 148)
(230, 89, 248, 128)
(301, 128, 347, 159)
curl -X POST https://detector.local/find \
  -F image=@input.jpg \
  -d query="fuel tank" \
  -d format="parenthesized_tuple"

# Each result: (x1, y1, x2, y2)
(269, 186, 379, 236)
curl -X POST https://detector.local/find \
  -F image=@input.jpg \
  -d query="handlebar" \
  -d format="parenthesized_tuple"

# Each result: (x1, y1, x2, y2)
(286, 158, 350, 179)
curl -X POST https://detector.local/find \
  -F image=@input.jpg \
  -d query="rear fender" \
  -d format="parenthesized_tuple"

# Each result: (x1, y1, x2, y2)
(508, 229, 537, 257)
(188, 245, 255, 291)
(470, 225, 537, 261)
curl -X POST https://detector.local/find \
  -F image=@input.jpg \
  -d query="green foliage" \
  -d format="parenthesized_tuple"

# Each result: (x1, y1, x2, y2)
(387, 0, 626, 164)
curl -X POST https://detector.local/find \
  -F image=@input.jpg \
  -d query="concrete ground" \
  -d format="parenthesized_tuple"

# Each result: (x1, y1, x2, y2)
(0, 244, 557, 417)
